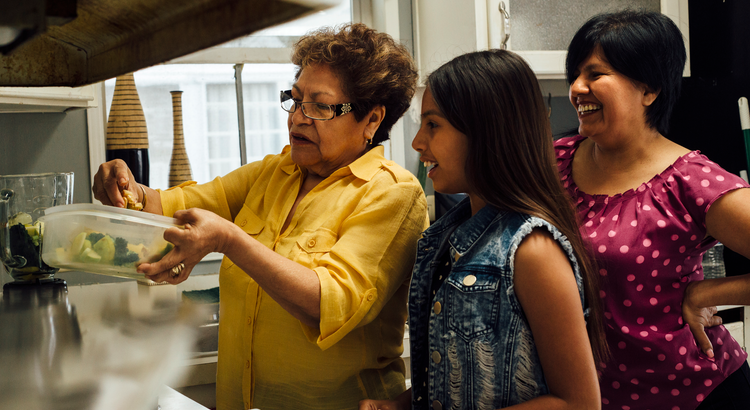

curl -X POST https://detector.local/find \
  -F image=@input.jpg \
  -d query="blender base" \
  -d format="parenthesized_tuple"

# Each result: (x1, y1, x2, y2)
(3, 278, 68, 308)
(3, 277, 67, 290)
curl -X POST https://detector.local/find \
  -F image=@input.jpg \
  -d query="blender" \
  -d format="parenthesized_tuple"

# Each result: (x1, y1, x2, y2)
(0, 172, 74, 287)
(0, 173, 88, 408)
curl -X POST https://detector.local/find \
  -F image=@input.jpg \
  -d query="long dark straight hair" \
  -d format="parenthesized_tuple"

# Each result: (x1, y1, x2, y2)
(427, 49, 608, 365)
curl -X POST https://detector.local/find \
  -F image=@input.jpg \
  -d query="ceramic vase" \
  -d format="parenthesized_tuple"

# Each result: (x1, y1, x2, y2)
(168, 90, 193, 187)
(106, 73, 150, 185)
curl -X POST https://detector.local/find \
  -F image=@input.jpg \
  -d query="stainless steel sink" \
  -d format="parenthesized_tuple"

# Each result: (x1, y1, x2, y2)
(189, 302, 218, 353)
(194, 322, 218, 353)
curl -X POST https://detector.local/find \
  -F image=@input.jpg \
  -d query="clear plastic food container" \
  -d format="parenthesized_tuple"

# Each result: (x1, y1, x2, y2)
(39, 204, 179, 279)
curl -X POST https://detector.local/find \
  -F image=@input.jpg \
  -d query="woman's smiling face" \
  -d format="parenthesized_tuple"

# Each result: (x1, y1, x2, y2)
(412, 88, 471, 196)
(287, 64, 375, 178)
(569, 47, 658, 144)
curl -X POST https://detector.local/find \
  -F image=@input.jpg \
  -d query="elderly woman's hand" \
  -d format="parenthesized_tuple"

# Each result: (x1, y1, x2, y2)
(92, 159, 141, 208)
(358, 390, 411, 410)
(137, 208, 236, 284)
(358, 399, 403, 410)
(682, 280, 723, 358)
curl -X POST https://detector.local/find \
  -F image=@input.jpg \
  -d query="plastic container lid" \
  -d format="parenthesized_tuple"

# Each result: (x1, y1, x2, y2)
(43, 203, 178, 228)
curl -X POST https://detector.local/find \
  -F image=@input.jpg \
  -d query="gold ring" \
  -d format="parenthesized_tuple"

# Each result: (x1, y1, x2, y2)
(171, 262, 185, 277)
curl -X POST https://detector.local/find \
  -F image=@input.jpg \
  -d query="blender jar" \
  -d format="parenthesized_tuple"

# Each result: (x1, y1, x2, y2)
(0, 172, 74, 283)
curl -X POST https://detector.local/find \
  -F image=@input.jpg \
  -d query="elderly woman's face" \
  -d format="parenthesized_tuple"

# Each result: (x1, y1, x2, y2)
(287, 64, 378, 178)
(568, 47, 658, 143)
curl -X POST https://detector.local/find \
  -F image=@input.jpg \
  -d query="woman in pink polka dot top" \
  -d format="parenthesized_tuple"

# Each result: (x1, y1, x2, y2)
(557, 10, 750, 410)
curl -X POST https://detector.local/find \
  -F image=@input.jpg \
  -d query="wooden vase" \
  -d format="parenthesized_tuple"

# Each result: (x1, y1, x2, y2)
(106, 73, 150, 185)
(168, 90, 193, 187)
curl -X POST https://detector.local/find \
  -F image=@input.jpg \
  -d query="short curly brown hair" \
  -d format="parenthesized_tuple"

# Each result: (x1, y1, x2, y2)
(291, 23, 418, 145)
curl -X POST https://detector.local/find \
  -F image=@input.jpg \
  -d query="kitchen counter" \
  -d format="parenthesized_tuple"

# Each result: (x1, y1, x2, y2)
(1, 268, 420, 409)
(0, 272, 219, 410)
(159, 385, 209, 410)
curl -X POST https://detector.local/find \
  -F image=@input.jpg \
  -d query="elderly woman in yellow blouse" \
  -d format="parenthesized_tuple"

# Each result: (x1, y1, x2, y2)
(92, 23, 427, 410)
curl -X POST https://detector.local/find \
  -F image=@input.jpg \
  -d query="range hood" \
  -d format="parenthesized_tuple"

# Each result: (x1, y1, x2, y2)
(0, 0, 339, 87)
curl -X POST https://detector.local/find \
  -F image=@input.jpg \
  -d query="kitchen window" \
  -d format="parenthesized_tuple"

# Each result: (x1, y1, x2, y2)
(103, 2, 351, 190)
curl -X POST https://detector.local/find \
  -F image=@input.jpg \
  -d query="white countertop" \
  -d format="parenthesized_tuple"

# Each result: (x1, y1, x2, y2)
(159, 386, 208, 410)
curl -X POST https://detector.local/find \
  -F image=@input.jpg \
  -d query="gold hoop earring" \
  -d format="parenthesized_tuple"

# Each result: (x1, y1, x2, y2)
(367, 138, 373, 145)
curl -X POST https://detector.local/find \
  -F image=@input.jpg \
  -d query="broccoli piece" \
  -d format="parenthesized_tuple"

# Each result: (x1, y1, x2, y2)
(9, 224, 39, 268)
(113, 237, 140, 266)
(8, 223, 52, 271)
(114, 237, 128, 256)
(117, 251, 140, 266)
(87, 232, 105, 244)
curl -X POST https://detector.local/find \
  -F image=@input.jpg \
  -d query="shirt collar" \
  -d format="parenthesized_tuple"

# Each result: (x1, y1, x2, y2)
(280, 145, 387, 182)
(348, 146, 386, 181)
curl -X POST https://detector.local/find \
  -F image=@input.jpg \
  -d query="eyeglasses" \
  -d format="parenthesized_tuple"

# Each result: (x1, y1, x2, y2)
(280, 90, 355, 121)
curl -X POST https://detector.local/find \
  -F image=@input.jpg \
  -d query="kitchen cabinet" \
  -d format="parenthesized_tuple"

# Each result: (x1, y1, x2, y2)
(0, 83, 107, 198)
(414, 0, 690, 80)
(0, 85, 99, 113)
(0, 0, 330, 88)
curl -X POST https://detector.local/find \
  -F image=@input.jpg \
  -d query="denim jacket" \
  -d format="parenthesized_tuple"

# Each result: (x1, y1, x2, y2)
(408, 198, 586, 410)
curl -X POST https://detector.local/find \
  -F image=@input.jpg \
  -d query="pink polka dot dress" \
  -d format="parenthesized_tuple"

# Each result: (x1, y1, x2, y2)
(556, 135, 749, 410)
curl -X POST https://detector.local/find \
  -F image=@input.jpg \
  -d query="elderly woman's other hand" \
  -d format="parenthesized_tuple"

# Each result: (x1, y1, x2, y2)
(358, 389, 411, 410)
(137, 208, 236, 283)
(683, 280, 723, 358)
(358, 400, 398, 410)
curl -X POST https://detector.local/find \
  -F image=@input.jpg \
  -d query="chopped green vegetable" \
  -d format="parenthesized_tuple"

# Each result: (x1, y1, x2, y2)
(71, 232, 88, 256)
(114, 237, 128, 255)
(9, 224, 39, 267)
(116, 251, 140, 266)
(86, 232, 105, 244)
(92, 235, 115, 263)
(80, 248, 102, 263)
(60, 231, 171, 268)
(9, 212, 32, 227)
(25, 225, 40, 246)
(113, 236, 140, 266)
(8, 222, 52, 271)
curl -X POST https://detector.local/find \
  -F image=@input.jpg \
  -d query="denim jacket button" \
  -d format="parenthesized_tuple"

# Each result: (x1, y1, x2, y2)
(431, 350, 441, 363)
(463, 274, 477, 286)
(433, 301, 442, 314)
(432, 400, 443, 410)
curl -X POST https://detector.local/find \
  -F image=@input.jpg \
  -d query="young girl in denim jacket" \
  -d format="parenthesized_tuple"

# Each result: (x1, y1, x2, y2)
(360, 50, 607, 410)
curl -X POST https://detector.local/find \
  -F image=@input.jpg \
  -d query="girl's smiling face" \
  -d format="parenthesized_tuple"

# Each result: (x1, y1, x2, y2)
(412, 88, 471, 196)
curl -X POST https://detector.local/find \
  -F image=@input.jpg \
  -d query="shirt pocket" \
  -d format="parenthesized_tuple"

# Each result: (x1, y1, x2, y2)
(446, 272, 501, 340)
(295, 228, 338, 267)
(221, 205, 266, 271)
(235, 204, 266, 237)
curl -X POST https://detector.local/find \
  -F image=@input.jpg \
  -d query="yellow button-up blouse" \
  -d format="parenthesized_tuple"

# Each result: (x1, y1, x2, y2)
(160, 146, 428, 410)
